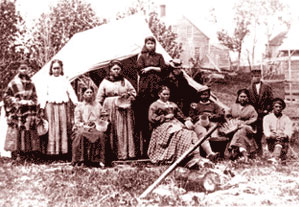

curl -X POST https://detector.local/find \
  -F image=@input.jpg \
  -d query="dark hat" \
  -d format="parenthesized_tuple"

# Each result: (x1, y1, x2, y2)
(169, 59, 182, 69)
(251, 68, 261, 73)
(272, 97, 286, 109)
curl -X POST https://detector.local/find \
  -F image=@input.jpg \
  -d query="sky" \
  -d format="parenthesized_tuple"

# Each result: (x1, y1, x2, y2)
(14, 0, 299, 63)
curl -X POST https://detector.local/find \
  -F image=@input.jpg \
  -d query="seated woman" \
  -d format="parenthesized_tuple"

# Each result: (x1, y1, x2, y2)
(72, 87, 109, 167)
(263, 98, 293, 163)
(224, 89, 258, 162)
(185, 85, 223, 161)
(147, 86, 211, 169)
(96, 60, 136, 160)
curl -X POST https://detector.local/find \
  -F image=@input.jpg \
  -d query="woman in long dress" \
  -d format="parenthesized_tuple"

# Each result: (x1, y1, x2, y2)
(148, 86, 210, 168)
(224, 88, 258, 162)
(3, 61, 41, 160)
(72, 87, 108, 166)
(135, 36, 167, 156)
(96, 60, 136, 160)
(41, 59, 78, 157)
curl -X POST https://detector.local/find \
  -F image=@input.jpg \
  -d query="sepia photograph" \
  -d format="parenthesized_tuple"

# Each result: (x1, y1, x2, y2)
(0, 0, 299, 206)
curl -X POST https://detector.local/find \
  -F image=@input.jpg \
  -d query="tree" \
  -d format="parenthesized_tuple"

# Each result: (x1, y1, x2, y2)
(217, 1, 252, 71)
(148, 12, 182, 58)
(0, 0, 25, 99)
(26, 0, 106, 69)
(217, 0, 290, 71)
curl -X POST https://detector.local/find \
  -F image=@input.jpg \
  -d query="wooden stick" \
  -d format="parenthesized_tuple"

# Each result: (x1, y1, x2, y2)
(139, 124, 219, 199)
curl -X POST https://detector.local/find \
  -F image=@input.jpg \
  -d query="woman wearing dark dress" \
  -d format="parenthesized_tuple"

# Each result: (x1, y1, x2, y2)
(135, 36, 167, 157)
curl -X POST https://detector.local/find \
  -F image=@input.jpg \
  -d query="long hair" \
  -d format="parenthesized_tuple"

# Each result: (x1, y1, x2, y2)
(49, 59, 64, 76)
(235, 88, 251, 104)
(141, 36, 156, 54)
(106, 59, 125, 85)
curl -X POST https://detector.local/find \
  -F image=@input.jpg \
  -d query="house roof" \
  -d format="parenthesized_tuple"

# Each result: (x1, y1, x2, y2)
(279, 25, 299, 51)
(269, 31, 288, 46)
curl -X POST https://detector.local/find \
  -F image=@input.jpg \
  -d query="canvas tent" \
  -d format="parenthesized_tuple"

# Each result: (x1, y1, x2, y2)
(32, 15, 172, 101)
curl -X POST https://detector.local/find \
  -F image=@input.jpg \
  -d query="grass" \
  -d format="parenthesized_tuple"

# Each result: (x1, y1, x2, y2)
(1, 72, 299, 206)
(1, 157, 299, 206)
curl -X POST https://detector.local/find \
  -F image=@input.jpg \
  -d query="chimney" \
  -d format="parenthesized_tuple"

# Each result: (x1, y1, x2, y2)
(160, 4, 166, 17)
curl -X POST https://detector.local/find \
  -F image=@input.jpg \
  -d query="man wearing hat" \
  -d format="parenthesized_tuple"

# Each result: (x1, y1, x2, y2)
(247, 68, 273, 156)
(263, 98, 293, 162)
(185, 85, 224, 161)
(163, 59, 197, 116)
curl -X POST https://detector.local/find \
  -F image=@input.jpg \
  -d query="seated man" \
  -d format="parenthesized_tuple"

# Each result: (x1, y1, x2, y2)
(263, 98, 293, 163)
(185, 86, 224, 161)
(72, 87, 109, 167)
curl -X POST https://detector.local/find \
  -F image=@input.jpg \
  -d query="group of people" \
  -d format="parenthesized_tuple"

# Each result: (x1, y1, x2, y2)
(1, 36, 294, 168)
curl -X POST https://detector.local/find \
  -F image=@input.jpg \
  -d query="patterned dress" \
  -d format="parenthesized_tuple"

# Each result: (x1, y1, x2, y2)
(3, 74, 40, 153)
(96, 77, 136, 160)
(147, 99, 200, 164)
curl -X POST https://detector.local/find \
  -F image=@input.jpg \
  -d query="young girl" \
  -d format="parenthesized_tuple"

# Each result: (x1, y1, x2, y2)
(41, 59, 78, 156)
(135, 36, 167, 156)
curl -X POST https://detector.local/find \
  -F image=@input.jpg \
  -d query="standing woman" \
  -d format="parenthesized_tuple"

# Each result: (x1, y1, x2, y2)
(96, 60, 136, 160)
(3, 61, 41, 160)
(135, 36, 167, 156)
(41, 59, 78, 157)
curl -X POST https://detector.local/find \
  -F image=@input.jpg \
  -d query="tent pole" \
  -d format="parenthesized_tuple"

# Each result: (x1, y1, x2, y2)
(139, 124, 219, 199)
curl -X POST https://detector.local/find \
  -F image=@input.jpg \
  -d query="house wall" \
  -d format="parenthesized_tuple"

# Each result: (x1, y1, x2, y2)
(172, 17, 230, 70)
(173, 17, 209, 67)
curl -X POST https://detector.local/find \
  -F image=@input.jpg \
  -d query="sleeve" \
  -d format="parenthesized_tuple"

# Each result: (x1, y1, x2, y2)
(136, 54, 145, 74)
(174, 103, 186, 122)
(263, 115, 272, 138)
(3, 84, 18, 113)
(31, 84, 38, 105)
(283, 116, 293, 138)
(74, 104, 84, 127)
(210, 103, 224, 122)
(125, 79, 136, 97)
(188, 103, 198, 123)
(243, 106, 258, 126)
(148, 102, 165, 125)
(67, 81, 78, 105)
(96, 80, 106, 105)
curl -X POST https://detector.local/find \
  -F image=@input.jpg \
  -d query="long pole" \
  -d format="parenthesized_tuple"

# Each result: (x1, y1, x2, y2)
(139, 124, 219, 199)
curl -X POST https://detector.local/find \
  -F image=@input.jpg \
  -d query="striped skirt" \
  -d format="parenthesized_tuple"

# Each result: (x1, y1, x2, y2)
(45, 102, 70, 155)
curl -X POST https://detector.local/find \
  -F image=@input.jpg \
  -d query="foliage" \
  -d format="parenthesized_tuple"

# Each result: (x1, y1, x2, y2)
(25, 0, 106, 69)
(217, 0, 290, 70)
(148, 12, 183, 59)
(0, 0, 25, 100)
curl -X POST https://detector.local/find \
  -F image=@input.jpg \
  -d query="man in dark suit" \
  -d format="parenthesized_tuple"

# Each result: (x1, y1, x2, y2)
(247, 68, 273, 156)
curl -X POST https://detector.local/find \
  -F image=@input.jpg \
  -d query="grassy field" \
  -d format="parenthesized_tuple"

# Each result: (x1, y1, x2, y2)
(1, 72, 299, 206)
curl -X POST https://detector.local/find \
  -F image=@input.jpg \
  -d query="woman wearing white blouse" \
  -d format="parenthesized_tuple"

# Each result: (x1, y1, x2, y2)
(41, 59, 78, 156)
